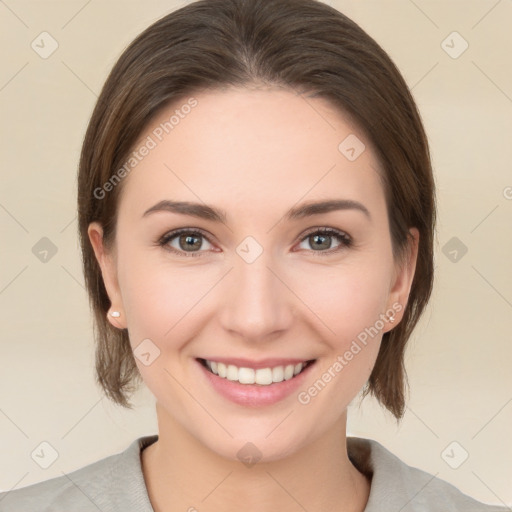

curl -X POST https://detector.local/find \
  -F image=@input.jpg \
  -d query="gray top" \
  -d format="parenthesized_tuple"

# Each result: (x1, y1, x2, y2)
(0, 434, 508, 511)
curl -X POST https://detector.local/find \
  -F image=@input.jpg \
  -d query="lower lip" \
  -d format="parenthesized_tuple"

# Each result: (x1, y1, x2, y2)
(196, 359, 316, 407)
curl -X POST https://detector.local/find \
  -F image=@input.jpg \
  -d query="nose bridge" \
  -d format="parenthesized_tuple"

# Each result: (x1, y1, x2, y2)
(220, 246, 293, 340)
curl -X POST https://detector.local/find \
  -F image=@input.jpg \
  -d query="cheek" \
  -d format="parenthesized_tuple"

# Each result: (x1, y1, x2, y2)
(294, 265, 388, 416)
(118, 247, 393, 346)
(116, 254, 213, 404)
(292, 258, 393, 343)
(117, 250, 223, 348)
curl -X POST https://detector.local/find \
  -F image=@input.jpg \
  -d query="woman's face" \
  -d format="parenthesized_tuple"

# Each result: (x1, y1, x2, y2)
(90, 87, 417, 461)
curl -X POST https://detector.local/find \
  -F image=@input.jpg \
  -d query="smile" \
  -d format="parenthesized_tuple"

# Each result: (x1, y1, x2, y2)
(198, 358, 316, 385)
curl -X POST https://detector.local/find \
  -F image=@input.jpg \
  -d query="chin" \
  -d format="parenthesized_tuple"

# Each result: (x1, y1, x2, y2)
(209, 433, 304, 465)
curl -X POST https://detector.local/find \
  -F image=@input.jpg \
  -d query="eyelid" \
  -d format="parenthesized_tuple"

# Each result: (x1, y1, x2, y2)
(158, 226, 353, 257)
(158, 227, 217, 257)
(298, 225, 351, 240)
(294, 226, 353, 253)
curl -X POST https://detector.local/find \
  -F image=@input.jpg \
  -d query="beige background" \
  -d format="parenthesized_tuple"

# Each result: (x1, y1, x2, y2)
(1, 0, 511, 506)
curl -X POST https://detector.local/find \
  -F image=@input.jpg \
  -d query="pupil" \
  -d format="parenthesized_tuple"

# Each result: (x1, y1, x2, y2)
(312, 234, 330, 250)
(181, 234, 201, 251)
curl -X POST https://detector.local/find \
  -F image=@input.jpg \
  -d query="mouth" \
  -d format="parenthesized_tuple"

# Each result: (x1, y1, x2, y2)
(197, 357, 316, 386)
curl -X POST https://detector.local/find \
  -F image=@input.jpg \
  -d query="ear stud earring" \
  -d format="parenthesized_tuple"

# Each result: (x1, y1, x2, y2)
(110, 311, 121, 318)
(388, 313, 395, 323)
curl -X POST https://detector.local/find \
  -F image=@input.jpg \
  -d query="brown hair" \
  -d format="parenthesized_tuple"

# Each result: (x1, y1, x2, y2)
(77, 0, 436, 420)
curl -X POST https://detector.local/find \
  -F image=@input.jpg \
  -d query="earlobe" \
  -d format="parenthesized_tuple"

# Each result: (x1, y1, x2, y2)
(87, 222, 126, 329)
(386, 228, 420, 329)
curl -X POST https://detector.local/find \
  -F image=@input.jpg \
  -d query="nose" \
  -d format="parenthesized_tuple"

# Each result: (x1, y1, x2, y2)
(218, 249, 295, 343)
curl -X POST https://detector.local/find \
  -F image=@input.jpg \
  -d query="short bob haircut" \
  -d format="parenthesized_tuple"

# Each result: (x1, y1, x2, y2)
(77, 0, 436, 421)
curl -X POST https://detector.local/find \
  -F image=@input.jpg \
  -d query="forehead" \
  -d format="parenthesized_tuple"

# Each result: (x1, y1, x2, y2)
(117, 87, 385, 221)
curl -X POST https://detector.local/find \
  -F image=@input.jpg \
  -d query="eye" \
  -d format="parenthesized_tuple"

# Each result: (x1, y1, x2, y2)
(157, 226, 353, 258)
(158, 228, 215, 257)
(296, 227, 352, 254)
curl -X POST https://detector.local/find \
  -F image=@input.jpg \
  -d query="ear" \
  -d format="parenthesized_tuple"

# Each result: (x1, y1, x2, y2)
(87, 221, 127, 329)
(383, 227, 419, 332)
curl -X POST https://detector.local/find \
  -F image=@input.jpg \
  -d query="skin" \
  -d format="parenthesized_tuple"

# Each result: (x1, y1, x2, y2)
(88, 86, 419, 512)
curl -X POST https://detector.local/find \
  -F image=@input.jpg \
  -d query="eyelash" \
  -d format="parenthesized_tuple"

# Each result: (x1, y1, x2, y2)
(157, 227, 353, 258)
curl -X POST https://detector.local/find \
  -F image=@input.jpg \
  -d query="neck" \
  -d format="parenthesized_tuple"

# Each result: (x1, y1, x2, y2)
(141, 406, 370, 512)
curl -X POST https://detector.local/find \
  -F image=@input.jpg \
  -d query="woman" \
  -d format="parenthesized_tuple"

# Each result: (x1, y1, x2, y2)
(0, 0, 508, 510)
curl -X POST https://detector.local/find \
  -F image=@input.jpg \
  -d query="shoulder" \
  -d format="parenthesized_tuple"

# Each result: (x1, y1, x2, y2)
(0, 453, 117, 511)
(0, 435, 157, 512)
(347, 436, 510, 512)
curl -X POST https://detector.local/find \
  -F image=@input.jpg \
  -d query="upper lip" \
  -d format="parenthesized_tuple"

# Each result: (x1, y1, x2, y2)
(198, 357, 316, 369)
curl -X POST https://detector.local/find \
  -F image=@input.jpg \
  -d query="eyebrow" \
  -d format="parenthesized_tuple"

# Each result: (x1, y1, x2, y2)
(142, 198, 372, 223)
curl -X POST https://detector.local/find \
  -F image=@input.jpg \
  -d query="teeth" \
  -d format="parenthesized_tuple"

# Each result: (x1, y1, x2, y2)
(203, 359, 310, 385)
(239, 367, 256, 384)
(272, 366, 284, 383)
(217, 362, 227, 378)
(283, 364, 293, 380)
